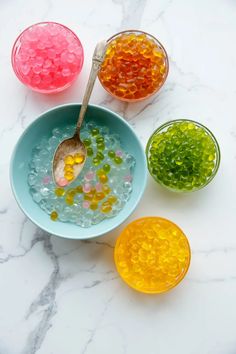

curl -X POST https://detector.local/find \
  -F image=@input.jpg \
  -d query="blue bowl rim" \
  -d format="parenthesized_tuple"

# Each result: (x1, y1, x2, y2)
(9, 103, 147, 239)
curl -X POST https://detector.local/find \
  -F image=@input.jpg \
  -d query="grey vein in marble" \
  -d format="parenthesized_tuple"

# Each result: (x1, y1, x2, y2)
(81, 293, 116, 354)
(113, 0, 147, 30)
(0, 92, 29, 141)
(23, 233, 63, 354)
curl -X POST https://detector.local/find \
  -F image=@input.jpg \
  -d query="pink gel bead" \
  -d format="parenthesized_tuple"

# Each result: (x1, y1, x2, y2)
(83, 183, 91, 194)
(42, 175, 51, 184)
(124, 175, 132, 182)
(116, 150, 123, 157)
(82, 201, 90, 209)
(85, 171, 95, 181)
(95, 183, 103, 192)
(58, 178, 68, 187)
(12, 22, 84, 93)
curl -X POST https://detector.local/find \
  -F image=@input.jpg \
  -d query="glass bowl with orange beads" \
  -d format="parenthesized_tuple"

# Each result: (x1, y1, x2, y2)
(114, 217, 191, 294)
(98, 30, 169, 102)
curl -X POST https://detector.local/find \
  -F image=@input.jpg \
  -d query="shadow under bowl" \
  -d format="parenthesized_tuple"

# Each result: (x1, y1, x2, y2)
(10, 104, 147, 239)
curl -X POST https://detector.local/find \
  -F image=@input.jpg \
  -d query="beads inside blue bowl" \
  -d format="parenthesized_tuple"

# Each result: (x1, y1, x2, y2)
(28, 121, 136, 227)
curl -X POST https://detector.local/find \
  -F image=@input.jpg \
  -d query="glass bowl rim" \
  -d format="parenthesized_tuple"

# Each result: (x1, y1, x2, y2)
(146, 119, 221, 192)
(98, 29, 169, 102)
(114, 216, 191, 294)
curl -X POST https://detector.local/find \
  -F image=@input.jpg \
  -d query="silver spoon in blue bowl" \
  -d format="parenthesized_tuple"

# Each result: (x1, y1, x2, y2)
(52, 40, 107, 187)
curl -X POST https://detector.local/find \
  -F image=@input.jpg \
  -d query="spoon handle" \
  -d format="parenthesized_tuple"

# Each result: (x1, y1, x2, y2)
(76, 40, 107, 133)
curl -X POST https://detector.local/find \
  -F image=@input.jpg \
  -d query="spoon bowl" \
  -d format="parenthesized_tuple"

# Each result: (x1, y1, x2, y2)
(53, 135, 86, 186)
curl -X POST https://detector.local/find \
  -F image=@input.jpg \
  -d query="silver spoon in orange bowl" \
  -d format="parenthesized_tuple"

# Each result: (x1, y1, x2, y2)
(52, 40, 107, 187)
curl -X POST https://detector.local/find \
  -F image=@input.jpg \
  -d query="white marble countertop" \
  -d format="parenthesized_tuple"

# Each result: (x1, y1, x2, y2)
(1, 0, 236, 353)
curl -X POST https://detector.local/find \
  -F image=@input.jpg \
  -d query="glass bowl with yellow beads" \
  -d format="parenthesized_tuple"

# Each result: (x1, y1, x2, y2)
(10, 104, 147, 239)
(98, 30, 169, 102)
(114, 217, 191, 294)
(146, 119, 220, 192)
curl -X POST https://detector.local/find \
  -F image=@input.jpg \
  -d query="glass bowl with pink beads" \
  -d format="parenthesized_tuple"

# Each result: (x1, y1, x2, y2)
(11, 22, 84, 93)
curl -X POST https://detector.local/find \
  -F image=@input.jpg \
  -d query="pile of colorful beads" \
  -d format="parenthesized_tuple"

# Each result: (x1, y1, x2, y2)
(99, 30, 168, 101)
(57, 152, 86, 186)
(28, 122, 135, 227)
(114, 217, 191, 293)
(12, 22, 84, 93)
(146, 120, 220, 192)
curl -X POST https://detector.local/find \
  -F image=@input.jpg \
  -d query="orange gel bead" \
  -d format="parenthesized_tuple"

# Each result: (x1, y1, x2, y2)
(99, 174, 108, 183)
(114, 217, 191, 294)
(94, 192, 106, 201)
(99, 31, 168, 102)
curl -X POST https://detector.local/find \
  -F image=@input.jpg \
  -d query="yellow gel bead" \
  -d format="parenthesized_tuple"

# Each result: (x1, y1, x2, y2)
(55, 188, 65, 197)
(75, 185, 83, 193)
(103, 184, 111, 195)
(99, 174, 108, 183)
(114, 217, 191, 294)
(84, 193, 94, 201)
(50, 211, 58, 221)
(97, 169, 104, 176)
(64, 155, 74, 165)
(65, 195, 74, 205)
(90, 202, 98, 210)
(64, 171, 74, 181)
(107, 195, 117, 204)
(208, 154, 214, 161)
(90, 187, 96, 195)
(101, 201, 112, 213)
(66, 189, 76, 197)
(74, 153, 85, 164)
(64, 164, 74, 173)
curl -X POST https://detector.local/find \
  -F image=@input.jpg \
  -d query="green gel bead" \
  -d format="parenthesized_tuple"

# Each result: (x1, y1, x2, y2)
(83, 138, 92, 146)
(103, 164, 111, 173)
(96, 136, 104, 143)
(87, 147, 93, 156)
(97, 152, 104, 160)
(114, 156, 123, 164)
(93, 157, 100, 166)
(108, 150, 115, 158)
(97, 142, 105, 150)
(91, 128, 99, 136)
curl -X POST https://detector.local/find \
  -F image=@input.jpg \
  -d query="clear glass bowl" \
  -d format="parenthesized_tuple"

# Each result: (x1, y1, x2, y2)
(11, 22, 84, 94)
(98, 30, 169, 102)
(146, 119, 221, 192)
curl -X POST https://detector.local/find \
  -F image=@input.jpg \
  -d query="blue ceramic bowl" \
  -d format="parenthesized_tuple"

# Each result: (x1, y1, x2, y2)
(10, 104, 147, 239)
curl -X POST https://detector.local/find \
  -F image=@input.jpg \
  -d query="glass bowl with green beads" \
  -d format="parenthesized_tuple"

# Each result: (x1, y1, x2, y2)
(146, 119, 220, 192)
